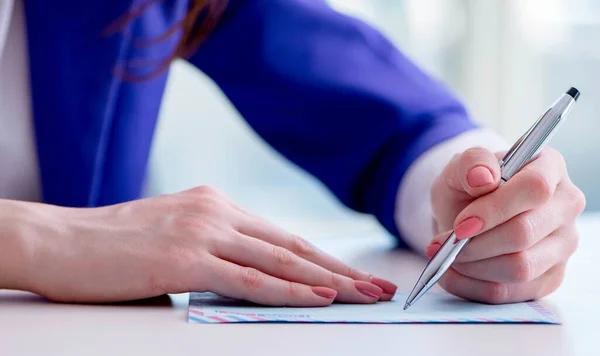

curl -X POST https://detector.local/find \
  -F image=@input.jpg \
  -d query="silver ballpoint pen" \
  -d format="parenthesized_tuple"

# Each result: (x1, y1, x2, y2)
(404, 87, 580, 310)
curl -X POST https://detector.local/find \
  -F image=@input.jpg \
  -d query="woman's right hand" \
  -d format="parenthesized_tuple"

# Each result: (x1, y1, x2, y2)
(14, 186, 397, 305)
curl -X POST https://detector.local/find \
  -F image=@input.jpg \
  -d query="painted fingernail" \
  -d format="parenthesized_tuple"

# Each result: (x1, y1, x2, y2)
(354, 280, 383, 299)
(369, 276, 398, 295)
(426, 243, 441, 259)
(467, 166, 494, 187)
(311, 286, 337, 299)
(455, 217, 484, 239)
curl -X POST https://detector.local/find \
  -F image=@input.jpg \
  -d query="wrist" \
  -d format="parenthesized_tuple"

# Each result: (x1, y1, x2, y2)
(0, 199, 48, 292)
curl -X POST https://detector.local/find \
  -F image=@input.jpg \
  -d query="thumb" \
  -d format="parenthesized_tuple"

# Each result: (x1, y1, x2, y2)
(446, 147, 502, 198)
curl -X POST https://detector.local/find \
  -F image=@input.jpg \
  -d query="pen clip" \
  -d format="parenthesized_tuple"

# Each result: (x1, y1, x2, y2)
(498, 108, 547, 170)
(499, 132, 527, 170)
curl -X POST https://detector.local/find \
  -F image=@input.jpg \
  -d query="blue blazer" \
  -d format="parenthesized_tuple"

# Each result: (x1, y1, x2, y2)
(24, 0, 476, 243)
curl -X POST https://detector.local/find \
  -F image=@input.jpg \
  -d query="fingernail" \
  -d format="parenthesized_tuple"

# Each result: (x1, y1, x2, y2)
(426, 243, 441, 259)
(455, 217, 484, 239)
(467, 166, 494, 187)
(354, 280, 383, 299)
(311, 286, 337, 299)
(369, 276, 398, 295)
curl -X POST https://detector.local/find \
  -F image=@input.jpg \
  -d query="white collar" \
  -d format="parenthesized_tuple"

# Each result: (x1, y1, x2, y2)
(0, 0, 15, 60)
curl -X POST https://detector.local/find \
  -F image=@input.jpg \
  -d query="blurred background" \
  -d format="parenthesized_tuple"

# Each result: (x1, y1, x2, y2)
(143, 0, 599, 234)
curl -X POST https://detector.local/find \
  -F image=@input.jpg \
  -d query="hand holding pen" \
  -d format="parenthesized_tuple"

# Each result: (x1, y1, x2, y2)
(406, 88, 585, 308)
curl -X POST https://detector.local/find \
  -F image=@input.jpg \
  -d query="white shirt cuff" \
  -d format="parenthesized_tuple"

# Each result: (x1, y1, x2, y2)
(394, 128, 510, 254)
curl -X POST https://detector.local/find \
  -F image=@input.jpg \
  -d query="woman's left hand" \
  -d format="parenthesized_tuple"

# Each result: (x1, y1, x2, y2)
(428, 147, 586, 304)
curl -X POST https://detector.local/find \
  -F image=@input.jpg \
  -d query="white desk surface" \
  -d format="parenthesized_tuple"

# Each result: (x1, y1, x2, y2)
(1, 212, 599, 356)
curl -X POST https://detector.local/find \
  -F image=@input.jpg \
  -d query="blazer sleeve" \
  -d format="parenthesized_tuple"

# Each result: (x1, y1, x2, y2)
(187, 0, 479, 244)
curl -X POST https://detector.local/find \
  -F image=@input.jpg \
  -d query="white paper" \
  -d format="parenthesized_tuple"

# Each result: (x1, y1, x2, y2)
(188, 291, 559, 324)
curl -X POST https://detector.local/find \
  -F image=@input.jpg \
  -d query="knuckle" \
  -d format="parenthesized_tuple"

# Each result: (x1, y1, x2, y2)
(158, 194, 181, 210)
(463, 147, 490, 162)
(330, 271, 345, 289)
(487, 200, 507, 224)
(174, 194, 226, 217)
(483, 283, 509, 304)
(286, 281, 301, 299)
(271, 246, 295, 267)
(570, 185, 587, 215)
(192, 185, 218, 196)
(240, 267, 263, 292)
(171, 215, 212, 234)
(177, 196, 206, 213)
(345, 266, 361, 280)
(199, 194, 225, 213)
(510, 251, 534, 282)
(290, 235, 316, 258)
(524, 170, 553, 204)
(510, 216, 535, 250)
(546, 147, 566, 169)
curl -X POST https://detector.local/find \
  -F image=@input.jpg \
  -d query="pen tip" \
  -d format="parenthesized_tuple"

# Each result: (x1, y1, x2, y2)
(403, 303, 410, 311)
(567, 87, 580, 101)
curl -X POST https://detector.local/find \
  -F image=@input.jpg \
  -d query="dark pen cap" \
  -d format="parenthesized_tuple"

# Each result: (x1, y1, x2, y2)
(567, 87, 580, 101)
